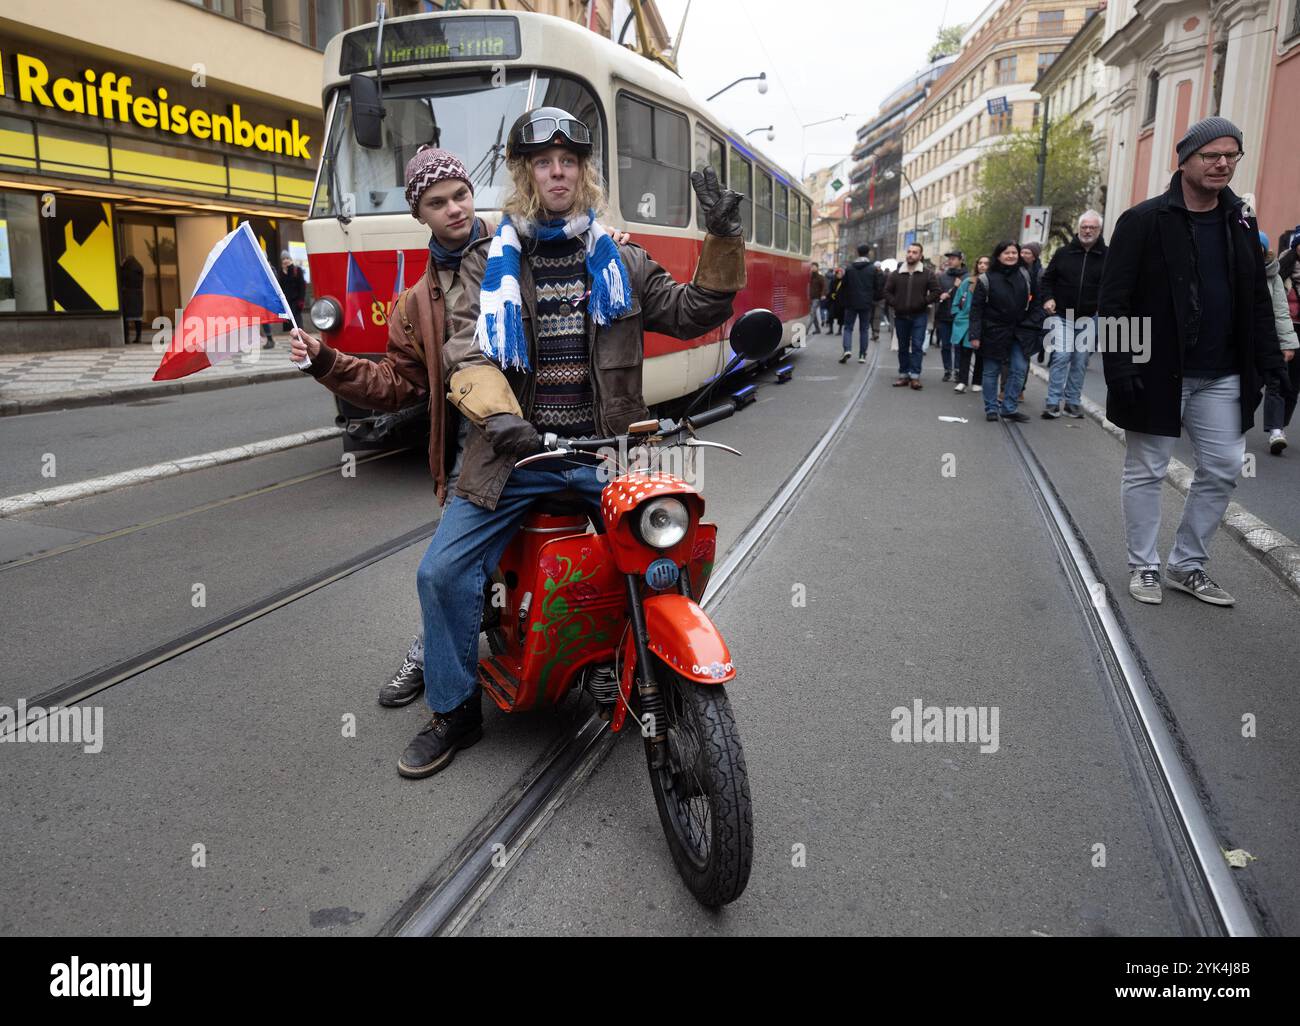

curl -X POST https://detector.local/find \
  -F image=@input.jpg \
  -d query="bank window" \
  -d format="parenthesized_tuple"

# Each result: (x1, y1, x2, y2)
(728, 149, 753, 240)
(774, 182, 789, 249)
(694, 125, 725, 230)
(0, 116, 37, 171)
(616, 93, 689, 227)
(37, 124, 110, 180)
(0, 190, 48, 313)
(755, 170, 773, 246)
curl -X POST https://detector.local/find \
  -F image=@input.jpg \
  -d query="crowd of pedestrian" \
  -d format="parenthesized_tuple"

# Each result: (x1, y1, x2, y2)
(807, 115, 1298, 612)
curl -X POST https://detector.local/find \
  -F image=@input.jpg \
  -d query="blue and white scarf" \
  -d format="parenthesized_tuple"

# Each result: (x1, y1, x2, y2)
(474, 209, 633, 372)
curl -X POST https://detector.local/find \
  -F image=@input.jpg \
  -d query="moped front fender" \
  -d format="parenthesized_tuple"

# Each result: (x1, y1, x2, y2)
(642, 593, 735, 685)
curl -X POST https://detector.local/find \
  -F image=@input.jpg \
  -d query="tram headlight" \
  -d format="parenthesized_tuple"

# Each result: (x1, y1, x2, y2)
(310, 297, 343, 332)
(637, 497, 689, 550)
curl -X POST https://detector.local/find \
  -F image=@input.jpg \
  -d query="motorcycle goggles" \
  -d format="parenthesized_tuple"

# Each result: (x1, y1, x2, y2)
(516, 115, 592, 153)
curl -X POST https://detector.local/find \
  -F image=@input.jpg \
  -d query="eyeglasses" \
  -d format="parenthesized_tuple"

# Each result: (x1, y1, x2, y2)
(1194, 150, 1244, 166)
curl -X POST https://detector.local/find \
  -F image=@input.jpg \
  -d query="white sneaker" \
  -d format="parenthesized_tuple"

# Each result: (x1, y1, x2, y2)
(972, 384, 982, 393)
(1269, 429, 1287, 456)
(954, 383, 966, 393)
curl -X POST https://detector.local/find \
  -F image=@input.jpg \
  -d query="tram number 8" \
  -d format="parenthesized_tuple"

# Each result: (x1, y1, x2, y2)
(370, 300, 390, 327)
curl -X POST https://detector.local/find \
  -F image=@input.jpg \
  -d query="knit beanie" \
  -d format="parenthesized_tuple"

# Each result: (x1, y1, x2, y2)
(1175, 116, 1243, 166)
(404, 145, 473, 217)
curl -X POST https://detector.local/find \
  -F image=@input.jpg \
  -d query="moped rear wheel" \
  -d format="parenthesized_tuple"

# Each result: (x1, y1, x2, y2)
(643, 658, 753, 906)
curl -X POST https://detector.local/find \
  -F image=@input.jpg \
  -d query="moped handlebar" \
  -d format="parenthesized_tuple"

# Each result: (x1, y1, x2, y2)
(685, 402, 737, 431)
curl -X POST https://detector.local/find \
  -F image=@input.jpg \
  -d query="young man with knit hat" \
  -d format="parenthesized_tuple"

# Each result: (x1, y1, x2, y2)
(395, 106, 747, 780)
(1099, 116, 1290, 607)
(290, 148, 633, 708)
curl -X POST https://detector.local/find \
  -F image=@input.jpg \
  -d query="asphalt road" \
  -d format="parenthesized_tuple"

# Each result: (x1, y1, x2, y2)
(1, 338, 1296, 936)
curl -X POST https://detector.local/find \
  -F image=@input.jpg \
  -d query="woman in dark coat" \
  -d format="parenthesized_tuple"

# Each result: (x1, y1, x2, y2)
(119, 255, 145, 343)
(971, 240, 1042, 421)
(827, 267, 845, 334)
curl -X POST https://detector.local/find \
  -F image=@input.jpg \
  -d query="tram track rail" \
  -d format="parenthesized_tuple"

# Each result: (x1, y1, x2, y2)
(999, 419, 1264, 937)
(383, 343, 882, 937)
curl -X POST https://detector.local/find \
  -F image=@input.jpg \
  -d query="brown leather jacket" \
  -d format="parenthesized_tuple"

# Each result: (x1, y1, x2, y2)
(444, 232, 746, 511)
(303, 217, 495, 505)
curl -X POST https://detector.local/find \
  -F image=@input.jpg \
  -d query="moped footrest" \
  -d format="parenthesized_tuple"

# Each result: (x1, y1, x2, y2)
(478, 656, 523, 712)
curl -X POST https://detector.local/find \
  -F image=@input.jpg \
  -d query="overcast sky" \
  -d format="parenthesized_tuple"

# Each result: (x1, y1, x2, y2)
(653, 0, 998, 182)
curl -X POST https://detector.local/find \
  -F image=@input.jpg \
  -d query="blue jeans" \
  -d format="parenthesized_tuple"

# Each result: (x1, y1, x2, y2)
(895, 314, 928, 378)
(415, 462, 606, 713)
(981, 344, 1029, 414)
(1045, 315, 1094, 408)
(842, 307, 871, 356)
(936, 320, 954, 372)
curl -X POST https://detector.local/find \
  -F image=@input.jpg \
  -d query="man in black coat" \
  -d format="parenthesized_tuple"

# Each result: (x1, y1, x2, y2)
(1040, 211, 1106, 418)
(1099, 116, 1289, 607)
(934, 250, 966, 382)
(839, 244, 876, 363)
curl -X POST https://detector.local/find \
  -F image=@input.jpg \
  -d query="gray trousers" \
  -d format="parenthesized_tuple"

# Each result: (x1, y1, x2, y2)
(1122, 375, 1244, 571)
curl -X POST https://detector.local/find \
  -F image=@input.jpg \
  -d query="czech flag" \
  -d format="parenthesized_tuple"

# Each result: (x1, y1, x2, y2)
(153, 221, 293, 381)
(343, 252, 376, 330)
(392, 249, 405, 303)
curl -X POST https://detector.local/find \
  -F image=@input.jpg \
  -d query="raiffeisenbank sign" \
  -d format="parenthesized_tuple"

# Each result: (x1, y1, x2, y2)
(0, 49, 313, 160)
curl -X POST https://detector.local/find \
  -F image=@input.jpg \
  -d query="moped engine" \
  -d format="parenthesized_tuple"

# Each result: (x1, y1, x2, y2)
(581, 664, 619, 707)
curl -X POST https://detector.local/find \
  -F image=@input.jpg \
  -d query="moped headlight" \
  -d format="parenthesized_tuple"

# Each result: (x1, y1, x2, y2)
(638, 497, 689, 549)
(310, 297, 342, 331)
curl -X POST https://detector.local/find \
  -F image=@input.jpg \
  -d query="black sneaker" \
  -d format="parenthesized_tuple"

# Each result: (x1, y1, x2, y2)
(986, 412, 999, 421)
(397, 694, 484, 778)
(379, 656, 424, 707)
(942, 372, 952, 382)
(1063, 404, 1085, 418)
(1001, 411, 1031, 423)
(1041, 405, 1061, 419)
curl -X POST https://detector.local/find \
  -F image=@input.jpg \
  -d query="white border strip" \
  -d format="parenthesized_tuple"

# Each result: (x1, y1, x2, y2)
(0, 427, 342, 517)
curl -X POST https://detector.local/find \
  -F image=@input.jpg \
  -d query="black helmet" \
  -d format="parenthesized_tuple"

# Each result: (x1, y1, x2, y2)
(507, 107, 593, 160)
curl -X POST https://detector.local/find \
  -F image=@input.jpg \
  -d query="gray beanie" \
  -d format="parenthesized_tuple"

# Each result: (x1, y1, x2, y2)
(280, 249, 292, 261)
(1176, 116, 1243, 166)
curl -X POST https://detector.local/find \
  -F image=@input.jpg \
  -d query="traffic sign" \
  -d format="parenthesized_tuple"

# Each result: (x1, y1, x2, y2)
(1020, 206, 1052, 246)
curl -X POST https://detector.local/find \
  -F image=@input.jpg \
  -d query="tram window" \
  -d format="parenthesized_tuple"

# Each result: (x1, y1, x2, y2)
(802, 197, 812, 256)
(728, 150, 753, 240)
(694, 126, 725, 231)
(755, 170, 773, 247)
(774, 182, 789, 250)
(312, 70, 604, 217)
(616, 93, 690, 227)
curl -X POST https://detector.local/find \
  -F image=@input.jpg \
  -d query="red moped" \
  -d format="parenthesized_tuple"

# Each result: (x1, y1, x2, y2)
(473, 310, 782, 906)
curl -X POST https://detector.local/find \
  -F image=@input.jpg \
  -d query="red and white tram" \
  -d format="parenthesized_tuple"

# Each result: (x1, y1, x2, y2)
(304, 9, 812, 444)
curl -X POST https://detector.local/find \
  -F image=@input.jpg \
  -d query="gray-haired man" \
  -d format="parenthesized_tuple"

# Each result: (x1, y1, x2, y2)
(1040, 211, 1106, 418)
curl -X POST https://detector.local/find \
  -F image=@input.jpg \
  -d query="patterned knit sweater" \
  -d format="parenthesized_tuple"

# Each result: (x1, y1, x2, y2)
(528, 234, 596, 439)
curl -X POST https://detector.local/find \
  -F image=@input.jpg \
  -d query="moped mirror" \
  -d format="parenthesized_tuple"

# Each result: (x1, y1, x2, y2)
(729, 308, 783, 361)
(350, 73, 386, 149)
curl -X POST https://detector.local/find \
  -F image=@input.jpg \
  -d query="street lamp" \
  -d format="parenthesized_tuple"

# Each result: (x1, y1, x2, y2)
(708, 72, 768, 102)
(746, 125, 775, 142)
(799, 113, 854, 179)
(882, 168, 920, 244)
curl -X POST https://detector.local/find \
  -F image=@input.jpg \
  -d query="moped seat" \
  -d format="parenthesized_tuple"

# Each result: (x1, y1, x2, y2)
(531, 489, 597, 518)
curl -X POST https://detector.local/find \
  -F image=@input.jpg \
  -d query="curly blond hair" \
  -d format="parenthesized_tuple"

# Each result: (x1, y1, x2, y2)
(502, 153, 607, 233)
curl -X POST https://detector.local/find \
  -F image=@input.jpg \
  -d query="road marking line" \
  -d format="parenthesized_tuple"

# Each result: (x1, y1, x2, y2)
(0, 427, 342, 517)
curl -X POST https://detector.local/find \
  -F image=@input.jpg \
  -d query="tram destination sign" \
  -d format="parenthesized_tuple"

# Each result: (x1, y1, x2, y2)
(340, 16, 521, 73)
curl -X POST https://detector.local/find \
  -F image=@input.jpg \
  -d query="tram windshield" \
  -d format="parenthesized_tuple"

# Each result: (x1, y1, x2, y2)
(311, 69, 604, 218)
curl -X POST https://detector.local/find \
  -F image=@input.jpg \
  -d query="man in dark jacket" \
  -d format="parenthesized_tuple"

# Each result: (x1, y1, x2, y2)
(808, 262, 826, 334)
(884, 242, 941, 388)
(934, 250, 966, 381)
(1100, 116, 1288, 608)
(839, 244, 876, 363)
(1040, 211, 1106, 418)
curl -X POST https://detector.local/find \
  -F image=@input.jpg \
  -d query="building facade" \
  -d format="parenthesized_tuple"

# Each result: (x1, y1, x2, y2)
(845, 56, 953, 264)
(803, 162, 848, 268)
(1096, 0, 1300, 242)
(0, 0, 665, 352)
(897, 0, 1102, 258)
(1032, 3, 1108, 214)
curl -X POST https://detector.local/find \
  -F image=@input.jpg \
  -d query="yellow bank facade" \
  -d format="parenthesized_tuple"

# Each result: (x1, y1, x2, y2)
(0, 0, 329, 352)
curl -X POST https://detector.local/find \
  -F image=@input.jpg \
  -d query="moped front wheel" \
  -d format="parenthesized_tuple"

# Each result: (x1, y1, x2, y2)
(643, 658, 753, 907)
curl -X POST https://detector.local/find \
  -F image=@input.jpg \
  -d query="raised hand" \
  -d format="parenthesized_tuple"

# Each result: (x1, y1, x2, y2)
(690, 167, 744, 238)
